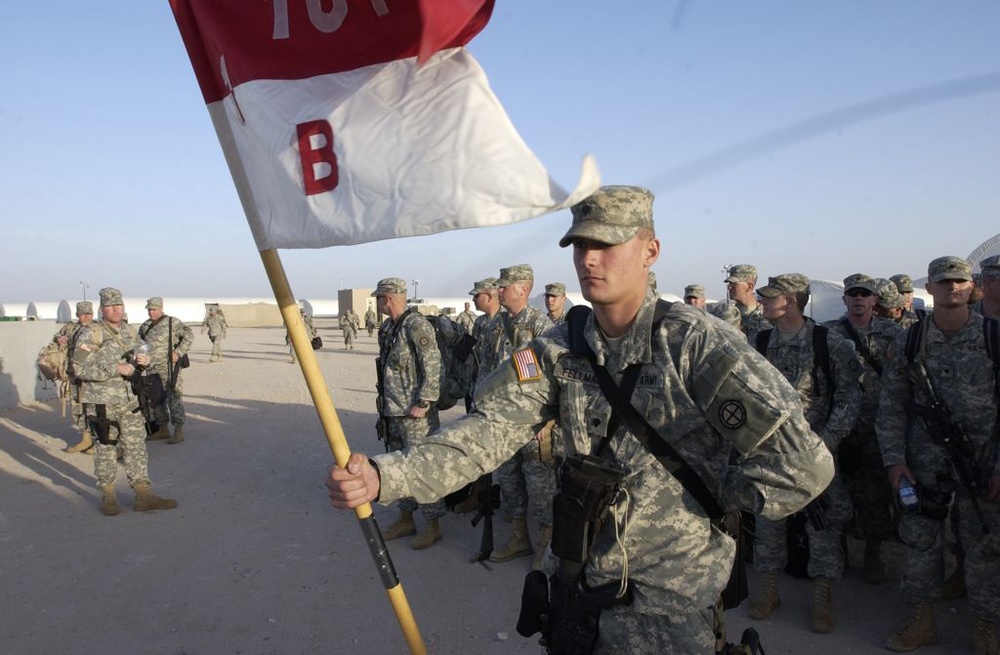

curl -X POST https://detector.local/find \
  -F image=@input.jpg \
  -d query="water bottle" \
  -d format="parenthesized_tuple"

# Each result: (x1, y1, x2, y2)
(134, 341, 152, 368)
(898, 477, 920, 514)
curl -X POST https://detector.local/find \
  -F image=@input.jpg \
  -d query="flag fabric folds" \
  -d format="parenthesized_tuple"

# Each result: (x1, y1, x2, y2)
(171, 0, 600, 251)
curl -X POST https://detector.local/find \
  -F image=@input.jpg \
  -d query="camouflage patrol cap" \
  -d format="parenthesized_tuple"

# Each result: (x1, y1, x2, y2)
(725, 264, 757, 284)
(497, 264, 533, 286)
(684, 284, 705, 299)
(468, 277, 499, 295)
(842, 274, 876, 293)
(709, 301, 742, 328)
(544, 282, 566, 297)
(980, 255, 1000, 272)
(371, 277, 407, 296)
(874, 278, 905, 309)
(99, 287, 124, 307)
(76, 301, 94, 315)
(757, 273, 810, 298)
(559, 185, 654, 248)
(145, 297, 163, 310)
(890, 274, 914, 293)
(927, 256, 973, 283)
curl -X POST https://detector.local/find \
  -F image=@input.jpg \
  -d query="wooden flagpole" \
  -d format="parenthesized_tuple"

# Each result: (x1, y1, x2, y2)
(259, 249, 427, 655)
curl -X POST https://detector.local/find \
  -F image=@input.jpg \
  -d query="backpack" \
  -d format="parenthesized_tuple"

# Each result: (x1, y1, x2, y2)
(37, 341, 68, 382)
(755, 324, 830, 390)
(424, 315, 478, 411)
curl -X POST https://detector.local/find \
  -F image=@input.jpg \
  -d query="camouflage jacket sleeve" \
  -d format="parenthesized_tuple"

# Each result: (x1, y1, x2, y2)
(172, 317, 194, 356)
(875, 329, 911, 467)
(818, 335, 863, 452)
(406, 314, 441, 405)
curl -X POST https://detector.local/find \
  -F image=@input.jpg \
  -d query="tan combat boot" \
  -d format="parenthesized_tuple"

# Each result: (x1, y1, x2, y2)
(410, 519, 442, 550)
(133, 484, 178, 512)
(381, 511, 416, 541)
(452, 487, 479, 514)
(747, 571, 781, 620)
(974, 618, 1000, 655)
(167, 425, 184, 444)
(146, 424, 171, 441)
(809, 577, 835, 633)
(864, 540, 889, 584)
(100, 484, 120, 516)
(885, 603, 938, 652)
(66, 430, 94, 454)
(490, 516, 532, 562)
(532, 524, 552, 571)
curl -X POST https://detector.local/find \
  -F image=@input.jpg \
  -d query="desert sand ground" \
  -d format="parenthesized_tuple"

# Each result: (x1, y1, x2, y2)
(0, 321, 977, 654)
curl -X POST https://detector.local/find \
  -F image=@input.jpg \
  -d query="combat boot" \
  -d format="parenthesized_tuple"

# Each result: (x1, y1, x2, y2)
(99, 484, 120, 516)
(974, 618, 1000, 655)
(381, 511, 416, 541)
(410, 519, 442, 550)
(167, 425, 185, 444)
(863, 540, 889, 584)
(941, 554, 966, 600)
(66, 430, 94, 454)
(146, 424, 171, 441)
(532, 524, 552, 571)
(452, 487, 479, 514)
(747, 571, 781, 620)
(490, 516, 533, 562)
(885, 603, 938, 652)
(133, 484, 178, 512)
(809, 577, 835, 633)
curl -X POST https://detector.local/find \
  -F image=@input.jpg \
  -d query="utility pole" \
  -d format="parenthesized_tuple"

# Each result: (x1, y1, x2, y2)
(411, 278, 420, 303)
(79, 281, 89, 301)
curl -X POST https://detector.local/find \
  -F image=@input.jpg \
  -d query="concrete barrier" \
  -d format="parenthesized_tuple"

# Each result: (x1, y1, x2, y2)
(0, 321, 60, 410)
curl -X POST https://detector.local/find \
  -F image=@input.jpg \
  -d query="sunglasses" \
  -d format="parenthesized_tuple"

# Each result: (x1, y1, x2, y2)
(845, 289, 874, 298)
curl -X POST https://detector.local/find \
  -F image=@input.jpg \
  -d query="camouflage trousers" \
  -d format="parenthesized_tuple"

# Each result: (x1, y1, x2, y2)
(88, 402, 151, 488)
(754, 472, 853, 579)
(384, 412, 446, 521)
(151, 372, 185, 427)
(209, 334, 224, 359)
(495, 439, 557, 525)
(838, 427, 893, 540)
(343, 329, 355, 348)
(898, 495, 1000, 620)
(594, 603, 716, 654)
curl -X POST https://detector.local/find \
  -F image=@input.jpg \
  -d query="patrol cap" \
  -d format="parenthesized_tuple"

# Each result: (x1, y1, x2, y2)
(890, 274, 914, 293)
(927, 256, 973, 283)
(497, 264, 534, 286)
(145, 297, 163, 310)
(371, 277, 407, 296)
(874, 278, 905, 309)
(842, 274, 876, 293)
(544, 282, 566, 297)
(468, 277, 498, 295)
(709, 301, 742, 327)
(684, 284, 705, 299)
(725, 264, 757, 284)
(980, 255, 1000, 272)
(99, 287, 124, 307)
(559, 185, 654, 248)
(76, 301, 93, 315)
(757, 273, 810, 298)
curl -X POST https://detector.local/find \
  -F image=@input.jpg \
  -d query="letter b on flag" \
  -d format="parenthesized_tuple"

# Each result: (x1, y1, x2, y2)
(297, 120, 338, 195)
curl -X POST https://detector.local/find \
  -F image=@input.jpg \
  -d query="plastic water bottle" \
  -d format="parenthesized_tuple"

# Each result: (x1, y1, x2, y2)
(136, 342, 152, 357)
(898, 477, 920, 513)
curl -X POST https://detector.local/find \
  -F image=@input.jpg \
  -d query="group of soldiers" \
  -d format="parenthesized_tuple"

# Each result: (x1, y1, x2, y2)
(329, 184, 1000, 654)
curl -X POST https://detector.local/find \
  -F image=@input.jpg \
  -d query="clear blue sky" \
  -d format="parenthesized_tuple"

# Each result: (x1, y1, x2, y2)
(3, 1, 998, 304)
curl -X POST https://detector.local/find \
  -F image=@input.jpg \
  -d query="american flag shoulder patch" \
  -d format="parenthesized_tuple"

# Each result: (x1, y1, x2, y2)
(512, 348, 542, 382)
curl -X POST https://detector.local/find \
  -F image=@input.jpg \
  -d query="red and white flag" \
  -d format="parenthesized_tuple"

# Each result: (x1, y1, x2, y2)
(170, 0, 599, 251)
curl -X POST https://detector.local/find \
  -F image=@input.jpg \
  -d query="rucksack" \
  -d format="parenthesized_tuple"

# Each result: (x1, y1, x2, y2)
(423, 315, 478, 411)
(755, 324, 831, 394)
(37, 341, 68, 382)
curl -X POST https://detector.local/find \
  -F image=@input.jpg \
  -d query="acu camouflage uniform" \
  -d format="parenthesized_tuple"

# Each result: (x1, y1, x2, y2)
(139, 312, 194, 430)
(877, 310, 1000, 620)
(823, 313, 901, 542)
(204, 310, 228, 360)
(754, 319, 862, 580)
(377, 309, 445, 521)
(455, 307, 477, 335)
(73, 320, 154, 489)
(372, 290, 834, 652)
(53, 319, 88, 432)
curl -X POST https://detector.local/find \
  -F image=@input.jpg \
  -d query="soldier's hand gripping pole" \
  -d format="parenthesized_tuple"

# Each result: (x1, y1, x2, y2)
(261, 249, 427, 655)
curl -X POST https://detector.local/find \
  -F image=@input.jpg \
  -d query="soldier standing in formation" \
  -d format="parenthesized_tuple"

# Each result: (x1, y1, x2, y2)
(973, 255, 1000, 319)
(203, 306, 228, 362)
(372, 277, 446, 550)
(54, 301, 96, 454)
(683, 284, 707, 309)
(877, 256, 1000, 654)
(490, 263, 556, 565)
(72, 287, 178, 516)
(327, 185, 833, 652)
(749, 273, 861, 634)
(874, 278, 909, 324)
(824, 274, 901, 583)
(455, 301, 477, 335)
(543, 282, 568, 324)
(140, 297, 194, 445)
(724, 264, 770, 342)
